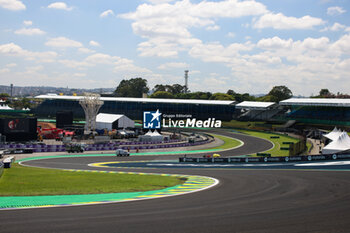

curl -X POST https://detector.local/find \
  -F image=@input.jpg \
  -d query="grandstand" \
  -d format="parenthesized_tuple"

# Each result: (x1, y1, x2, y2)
(33, 95, 236, 121)
(280, 98, 350, 126)
(234, 101, 282, 121)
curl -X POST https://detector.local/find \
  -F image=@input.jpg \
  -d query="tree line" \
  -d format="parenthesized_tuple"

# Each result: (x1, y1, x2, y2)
(113, 77, 294, 102)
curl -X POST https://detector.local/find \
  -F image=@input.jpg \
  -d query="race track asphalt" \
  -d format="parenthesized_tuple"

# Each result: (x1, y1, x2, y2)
(1, 130, 350, 233)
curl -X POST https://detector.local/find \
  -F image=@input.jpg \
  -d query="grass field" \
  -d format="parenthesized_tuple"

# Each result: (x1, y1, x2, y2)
(222, 120, 283, 130)
(0, 164, 185, 196)
(237, 130, 300, 157)
(208, 133, 242, 150)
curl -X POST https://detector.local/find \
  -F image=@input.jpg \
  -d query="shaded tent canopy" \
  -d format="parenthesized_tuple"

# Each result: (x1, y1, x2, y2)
(322, 131, 350, 154)
(140, 130, 163, 142)
(323, 127, 343, 141)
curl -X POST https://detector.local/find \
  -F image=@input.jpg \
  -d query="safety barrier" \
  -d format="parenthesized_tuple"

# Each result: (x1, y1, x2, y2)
(0, 136, 214, 153)
(179, 154, 350, 163)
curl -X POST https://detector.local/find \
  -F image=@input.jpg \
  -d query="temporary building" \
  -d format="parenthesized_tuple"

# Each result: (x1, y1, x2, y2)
(96, 113, 134, 130)
(323, 127, 343, 141)
(322, 131, 350, 154)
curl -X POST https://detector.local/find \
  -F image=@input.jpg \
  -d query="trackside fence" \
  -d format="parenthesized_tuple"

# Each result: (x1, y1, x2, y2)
(179, 154, 350, 163)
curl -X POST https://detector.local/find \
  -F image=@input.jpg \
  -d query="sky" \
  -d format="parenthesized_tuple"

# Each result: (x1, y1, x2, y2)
(0, 0, 349, 96)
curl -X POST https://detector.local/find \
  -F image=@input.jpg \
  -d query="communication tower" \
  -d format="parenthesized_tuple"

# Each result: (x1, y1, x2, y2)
(184, 70, 189, 93)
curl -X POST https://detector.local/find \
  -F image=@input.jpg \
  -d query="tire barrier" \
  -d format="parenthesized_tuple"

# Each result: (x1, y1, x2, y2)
(179, 154, 350, 163)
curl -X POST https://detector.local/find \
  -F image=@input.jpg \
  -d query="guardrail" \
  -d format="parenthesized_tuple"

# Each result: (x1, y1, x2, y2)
(179, 154, 350, 163)
(1, 149, 33, 155)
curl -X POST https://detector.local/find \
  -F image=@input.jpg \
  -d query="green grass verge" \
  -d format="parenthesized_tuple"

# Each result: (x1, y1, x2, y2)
(237, 130, 299, 157)
(207, 133, 242, 150)
(222, 120, 283, 130)
(0, 164, 184, 196)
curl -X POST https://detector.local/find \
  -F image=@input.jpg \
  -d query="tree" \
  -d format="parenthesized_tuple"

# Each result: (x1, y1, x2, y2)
(257, 95, 274, 102)
(150, 91, 174, 99)
(0, 93, 10, 98)
(209, 93, 234, 101)
(176, 92, 212, 100)
(9, 97, 32, 109)
(267, 85, 292, 102)
(114, 78, 149, 98)
(153, 84, 167, 92)
(226, 90, 236, 96)
(319, 89, 333, 97)
(169, 84, 186, 95)
(153, 84, 186, 95)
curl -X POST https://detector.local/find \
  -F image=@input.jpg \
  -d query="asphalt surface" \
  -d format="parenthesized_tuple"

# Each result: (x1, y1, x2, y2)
(1, 130, 350, 233)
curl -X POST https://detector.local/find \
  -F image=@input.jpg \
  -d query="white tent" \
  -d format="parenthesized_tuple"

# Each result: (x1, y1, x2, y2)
(96, 113, 134, 130)
(145, 130, 153, 136)
(323, 127, 343, 141)
(322, 132, 350, 154)
(139, 130, 163, 142)
(0, 105, 13, 110)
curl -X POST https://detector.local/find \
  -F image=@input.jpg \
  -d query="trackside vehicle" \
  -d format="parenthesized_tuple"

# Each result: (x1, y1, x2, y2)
(66, 143, 85, 153)
(116, 149, 130, 156)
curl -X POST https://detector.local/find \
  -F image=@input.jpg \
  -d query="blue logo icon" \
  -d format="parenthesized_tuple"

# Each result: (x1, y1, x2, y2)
(143, 109, 162, 129)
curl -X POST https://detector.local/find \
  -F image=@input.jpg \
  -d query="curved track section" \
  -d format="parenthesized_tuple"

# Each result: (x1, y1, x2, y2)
(1, 130, 350, 233)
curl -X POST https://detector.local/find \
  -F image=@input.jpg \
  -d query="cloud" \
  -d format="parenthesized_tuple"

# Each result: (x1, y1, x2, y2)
(47, 2, 73, 11)
(257, 36, 293, 50)
(6, 63, 17, 68)
(0, 68, 10, 74)
(206, 25, 220, 31)
(84, 53, 117, 64)
(58, 52, 153, 78)
(327, 6, 346, 16)
(23, 20, 32, 26)
(331, 34, 350, 54)
(0, 0, 25, 11)
(15, 28, 46, 36)
(58, 59, 92, 69)
(189, 41, 254, 63)
(157, 62, 188, 69)
(78, 47, 95, 54)
(73, 73, 86, 77)
(100, 9, 114, 18)
(45, 37, 83, 48)
(227, 32, 236, 38)
(185, 34, 350, 95)
(253, 13, 325, 30)
(119, 0, 267, 57)
(0, 42, 57, 62)
(320, 22, 346, 32)
(147, 0, 176, 4)
(89, 40, 100, 47)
